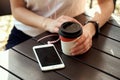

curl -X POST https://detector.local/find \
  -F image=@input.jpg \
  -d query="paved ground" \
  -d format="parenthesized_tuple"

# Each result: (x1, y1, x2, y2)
(0, 15, 13, 52)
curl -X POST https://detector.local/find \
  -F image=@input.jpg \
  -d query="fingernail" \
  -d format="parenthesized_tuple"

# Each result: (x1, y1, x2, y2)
(71, 53, 75, 56)
(70, 50, 75, 56)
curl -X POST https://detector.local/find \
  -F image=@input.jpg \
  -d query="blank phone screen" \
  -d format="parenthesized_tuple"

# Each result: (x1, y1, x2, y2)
(35, 46, 62, 67)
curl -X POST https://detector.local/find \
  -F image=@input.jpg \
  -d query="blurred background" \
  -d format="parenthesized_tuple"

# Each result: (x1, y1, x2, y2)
(0, 0, 120, 52)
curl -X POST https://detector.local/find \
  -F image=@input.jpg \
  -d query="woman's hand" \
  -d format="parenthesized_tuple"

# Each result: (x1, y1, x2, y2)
(45, 15, 79, 33)
(70, 23, 95, 56)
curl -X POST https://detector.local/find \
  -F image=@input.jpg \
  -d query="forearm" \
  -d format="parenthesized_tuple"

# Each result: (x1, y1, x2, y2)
(13, 7, 52, 29)
(84, 0, 114, 37)
(10, 0, 52, 30)
(91, 0, 114, 28)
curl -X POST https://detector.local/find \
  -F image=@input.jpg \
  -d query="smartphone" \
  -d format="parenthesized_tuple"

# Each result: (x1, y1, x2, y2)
(33, 44, 65, 71)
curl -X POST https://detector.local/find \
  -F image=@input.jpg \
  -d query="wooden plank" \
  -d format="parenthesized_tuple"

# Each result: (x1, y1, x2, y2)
(0, 67, 20, 80)
(13, 38, 118, 80)
(57, 53, 117, 80)
(100, 23, 120, 42)
(108, 17, 120, 28)
(74, 48, 120, 79)
(0, 49, 69, 80)
(74, 13, 89, 25)
(33, 31, 55, 41)
(93, 35, 120, 58)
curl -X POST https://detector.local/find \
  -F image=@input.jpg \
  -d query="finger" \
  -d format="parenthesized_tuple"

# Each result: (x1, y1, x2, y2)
(80, 41, 92, 54)
(71, 36, 92, 55)
(73, 34, 87, 49)
(71, 42, 92, 56)
(57, 15, 75, 23)
(70, 36, 86, 54)
(61, 16, 80, 24)
(53, 27, 59, 33)
(57, 18, 71, 24)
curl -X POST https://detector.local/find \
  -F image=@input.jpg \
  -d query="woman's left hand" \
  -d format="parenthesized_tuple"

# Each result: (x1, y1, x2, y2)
(70, 24, 94, 56)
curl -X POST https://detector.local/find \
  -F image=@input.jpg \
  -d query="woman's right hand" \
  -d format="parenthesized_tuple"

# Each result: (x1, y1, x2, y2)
(44, 15, 79, 33)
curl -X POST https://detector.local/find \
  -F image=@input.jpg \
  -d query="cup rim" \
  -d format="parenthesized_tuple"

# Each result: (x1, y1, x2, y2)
(59, 21, 83, 38)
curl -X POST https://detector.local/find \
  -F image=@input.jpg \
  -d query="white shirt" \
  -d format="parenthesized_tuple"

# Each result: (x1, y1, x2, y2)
(15, 0, 86, 37)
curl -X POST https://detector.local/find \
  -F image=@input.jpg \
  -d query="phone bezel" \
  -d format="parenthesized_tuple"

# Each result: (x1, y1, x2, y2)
(33, 44, 65, 71)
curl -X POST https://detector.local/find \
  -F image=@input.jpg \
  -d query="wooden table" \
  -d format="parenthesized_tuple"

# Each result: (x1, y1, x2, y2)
(0, 13, 120, 80)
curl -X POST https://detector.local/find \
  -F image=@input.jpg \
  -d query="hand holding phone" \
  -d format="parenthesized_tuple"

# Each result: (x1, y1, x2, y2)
(33, 44, 65, 71)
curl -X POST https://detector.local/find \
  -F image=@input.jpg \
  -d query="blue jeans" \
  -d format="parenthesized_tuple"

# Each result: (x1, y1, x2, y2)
(6, 27, 32, 49)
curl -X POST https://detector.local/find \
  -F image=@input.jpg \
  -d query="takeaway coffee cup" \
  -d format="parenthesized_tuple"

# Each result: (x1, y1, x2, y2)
(59, 21, 83, 56)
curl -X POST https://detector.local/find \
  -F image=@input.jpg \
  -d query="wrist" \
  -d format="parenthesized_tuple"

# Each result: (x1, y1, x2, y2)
(85, 20, 100, 37)
(42, 18, 53, 30)
(83, 23, 96, 37)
